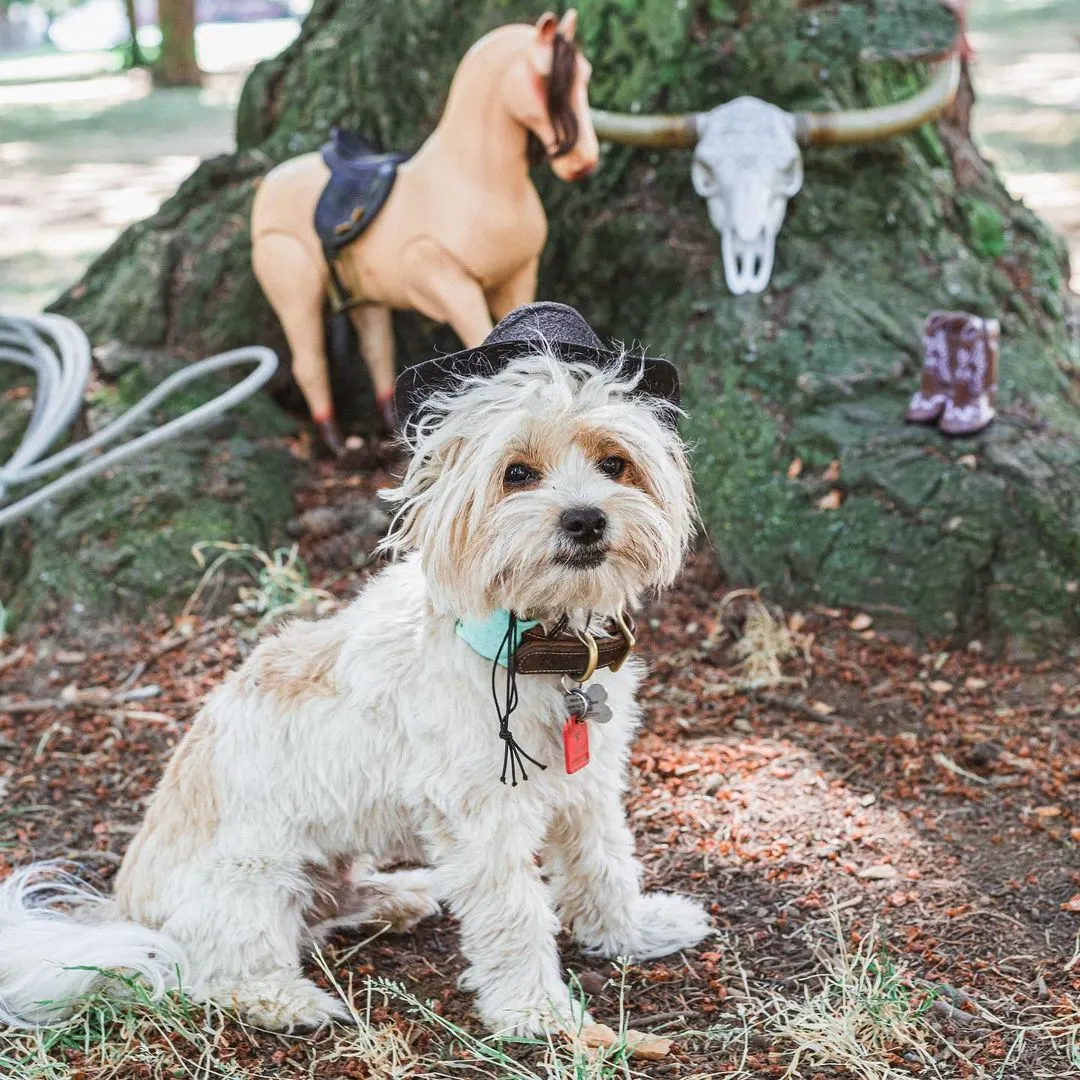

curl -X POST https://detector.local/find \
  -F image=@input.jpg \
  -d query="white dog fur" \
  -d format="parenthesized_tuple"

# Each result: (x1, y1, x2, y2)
(0, 350, 711, 1035)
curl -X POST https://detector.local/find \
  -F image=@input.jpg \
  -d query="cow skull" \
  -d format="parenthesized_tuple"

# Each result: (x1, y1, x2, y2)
(690, 97, 803, 295)
(590, 55, 960, 296)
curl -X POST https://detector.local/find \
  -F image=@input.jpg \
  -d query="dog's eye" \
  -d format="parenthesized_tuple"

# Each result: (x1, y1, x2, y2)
(599, 455, 627, 479)
(504, 462, 540, 486)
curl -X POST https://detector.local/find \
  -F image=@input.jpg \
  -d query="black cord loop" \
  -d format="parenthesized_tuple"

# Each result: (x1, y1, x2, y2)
(490, 612, 547, 785)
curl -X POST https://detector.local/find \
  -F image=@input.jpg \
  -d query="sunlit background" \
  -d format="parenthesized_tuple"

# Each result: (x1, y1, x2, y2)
(0, 0, 1076, 315)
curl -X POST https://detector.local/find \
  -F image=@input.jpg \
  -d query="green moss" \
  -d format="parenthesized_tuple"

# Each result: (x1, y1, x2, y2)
(959, 196, 1007, 258)
(0, 353, 297, 632)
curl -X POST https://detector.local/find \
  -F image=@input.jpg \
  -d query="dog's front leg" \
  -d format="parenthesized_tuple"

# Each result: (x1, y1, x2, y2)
(423, 803, 583, 1037)
(546, 782, 712, 960)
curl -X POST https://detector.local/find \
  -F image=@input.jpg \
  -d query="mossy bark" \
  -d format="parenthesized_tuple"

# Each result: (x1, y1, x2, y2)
(0, 351, 296, 633)
(45, 0, 1079, 652)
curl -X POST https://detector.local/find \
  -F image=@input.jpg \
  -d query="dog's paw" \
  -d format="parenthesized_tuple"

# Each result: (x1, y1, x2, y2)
(580, 892, 712, 961)
(476, 984, 591, 1038)
(215, 975, 350, 1032)
(368, 869, 441, 932)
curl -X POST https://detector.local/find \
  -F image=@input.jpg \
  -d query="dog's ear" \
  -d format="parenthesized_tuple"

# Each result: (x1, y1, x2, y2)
(379, 436, 467, 557)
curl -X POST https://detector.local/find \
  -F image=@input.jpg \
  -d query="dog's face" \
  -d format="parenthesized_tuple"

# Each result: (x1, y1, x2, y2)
(384, 354, 694, 620)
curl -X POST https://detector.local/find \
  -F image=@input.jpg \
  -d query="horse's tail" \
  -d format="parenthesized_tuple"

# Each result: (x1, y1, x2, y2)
(0, 863, 185, 1028)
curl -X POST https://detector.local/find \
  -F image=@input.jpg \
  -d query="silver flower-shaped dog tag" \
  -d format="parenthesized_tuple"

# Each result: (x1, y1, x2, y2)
(586, 682, 612, 723)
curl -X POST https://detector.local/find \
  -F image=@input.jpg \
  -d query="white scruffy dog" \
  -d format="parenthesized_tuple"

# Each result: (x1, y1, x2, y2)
(0, 339, 710, 1035)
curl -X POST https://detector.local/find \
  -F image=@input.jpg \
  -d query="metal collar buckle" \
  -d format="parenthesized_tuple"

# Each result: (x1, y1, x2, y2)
(609, 608, 636, 673)
(572, 629, 599, 683)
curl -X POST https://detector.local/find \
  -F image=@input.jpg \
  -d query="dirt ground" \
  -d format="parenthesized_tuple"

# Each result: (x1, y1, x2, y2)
(2, 454, 1079, 1078)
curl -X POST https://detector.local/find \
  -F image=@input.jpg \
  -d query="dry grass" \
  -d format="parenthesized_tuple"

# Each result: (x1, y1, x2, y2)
(715, 590, 812, 691)
(698, 906, 1080, 1080)
(181, 541, 337, 635)
(0, 958, 654, 1080)
(3, 908, 1078, 1079)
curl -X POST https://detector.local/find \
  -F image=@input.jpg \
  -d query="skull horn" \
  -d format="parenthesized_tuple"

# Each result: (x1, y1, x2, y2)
(794, 54, 961, 147)
(589, 109, 699, 149)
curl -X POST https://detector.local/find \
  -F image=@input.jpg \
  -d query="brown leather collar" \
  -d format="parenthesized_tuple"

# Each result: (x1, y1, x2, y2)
(514, 613, 637, 680)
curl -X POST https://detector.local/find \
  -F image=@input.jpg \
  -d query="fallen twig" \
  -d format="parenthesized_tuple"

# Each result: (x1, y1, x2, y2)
(933, 752, 991, 786)
(754, 692, 844, 724)
(0, 683, 162, 716)
(119, 616, 229, 689)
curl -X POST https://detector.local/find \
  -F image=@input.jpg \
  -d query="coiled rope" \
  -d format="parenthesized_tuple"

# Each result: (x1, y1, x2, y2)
(0, 314, 278, 528)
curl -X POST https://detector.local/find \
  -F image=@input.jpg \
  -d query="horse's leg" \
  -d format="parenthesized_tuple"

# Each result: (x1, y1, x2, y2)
(487, 258, 539, 322)
(350, 303, 397, 433)
(252, 231, 345, 457)
(401, 238, 494, 348)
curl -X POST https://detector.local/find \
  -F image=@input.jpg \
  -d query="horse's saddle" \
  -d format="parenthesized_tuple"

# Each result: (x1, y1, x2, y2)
(314, 128, 407, 259)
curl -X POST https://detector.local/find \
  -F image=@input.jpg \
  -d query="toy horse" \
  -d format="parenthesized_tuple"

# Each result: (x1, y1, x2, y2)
(251, 10, 599, 455)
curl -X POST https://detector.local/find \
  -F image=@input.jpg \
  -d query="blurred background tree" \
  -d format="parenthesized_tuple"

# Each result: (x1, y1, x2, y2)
(154, 0, 198, 85)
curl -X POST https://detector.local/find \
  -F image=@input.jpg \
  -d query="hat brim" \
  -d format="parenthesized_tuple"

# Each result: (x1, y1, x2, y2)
(395, 340, 681, 429)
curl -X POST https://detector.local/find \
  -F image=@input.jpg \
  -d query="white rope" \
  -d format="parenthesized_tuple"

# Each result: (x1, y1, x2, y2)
(0, 314, 278, 528)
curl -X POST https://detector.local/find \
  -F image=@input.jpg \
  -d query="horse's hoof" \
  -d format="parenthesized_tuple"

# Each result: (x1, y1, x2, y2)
(315, 418, 348, 458)
(376, 395, 398, 437)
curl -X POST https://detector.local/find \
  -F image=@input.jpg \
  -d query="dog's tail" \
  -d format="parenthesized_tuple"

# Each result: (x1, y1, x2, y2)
(0, 863, 186, 1028)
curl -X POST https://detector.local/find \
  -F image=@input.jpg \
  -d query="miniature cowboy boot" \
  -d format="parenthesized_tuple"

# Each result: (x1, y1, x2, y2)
(907, 311, 955, 423)
(939, 314, 1000, 437)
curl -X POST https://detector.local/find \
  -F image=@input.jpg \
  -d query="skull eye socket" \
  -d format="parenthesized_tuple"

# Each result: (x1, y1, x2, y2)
(691, 156, 719, 197)
(778, 157, 802, 193)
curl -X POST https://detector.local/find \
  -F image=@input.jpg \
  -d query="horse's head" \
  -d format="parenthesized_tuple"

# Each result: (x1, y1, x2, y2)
(508, 10, 598, 182)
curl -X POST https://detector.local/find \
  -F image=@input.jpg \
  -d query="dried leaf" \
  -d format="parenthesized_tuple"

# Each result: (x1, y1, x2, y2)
(625, 1030, 673, 1061)
(577, 1025, 674, 1061)
(929, 680, 954, 694)
(964, 677, 988, 692)
(1061, 894, 1080, 913)
(1033, 806, 1062, 818)
(580, 1024, 618, 1048)
(849, 613, 873, 631)
(809, 700, 835, 716)
(858, 864, 899, 880)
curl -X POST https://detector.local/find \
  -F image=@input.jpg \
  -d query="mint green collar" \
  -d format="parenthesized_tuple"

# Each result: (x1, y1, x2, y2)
(456, 609, 540, 667)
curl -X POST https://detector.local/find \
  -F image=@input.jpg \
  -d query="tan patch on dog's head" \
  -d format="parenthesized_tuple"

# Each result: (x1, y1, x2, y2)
(572, 426, 654, 496)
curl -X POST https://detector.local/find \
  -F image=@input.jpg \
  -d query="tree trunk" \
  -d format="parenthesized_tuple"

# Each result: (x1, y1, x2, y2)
(37, 0, 1080, 652)
(124, 0, 146, 69)
(154, 0, 200, 88)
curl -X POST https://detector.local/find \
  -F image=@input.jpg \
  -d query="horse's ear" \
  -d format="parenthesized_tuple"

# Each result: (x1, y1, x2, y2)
(557, 9, 577, 41)
(531, 12, 558, 74)
(535, 12, 558, 39)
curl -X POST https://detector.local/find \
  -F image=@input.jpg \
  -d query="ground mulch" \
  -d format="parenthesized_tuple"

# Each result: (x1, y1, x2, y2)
(1, 455, 1078, 1078)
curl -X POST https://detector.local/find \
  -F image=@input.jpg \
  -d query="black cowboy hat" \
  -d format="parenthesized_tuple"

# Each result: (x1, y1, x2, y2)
(394, 302, 681, 429)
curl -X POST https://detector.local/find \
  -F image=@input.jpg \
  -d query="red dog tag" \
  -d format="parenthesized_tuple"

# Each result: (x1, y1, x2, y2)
(563, 715, 590, 774)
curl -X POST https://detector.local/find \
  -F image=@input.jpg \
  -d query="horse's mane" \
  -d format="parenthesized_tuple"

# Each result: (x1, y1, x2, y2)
(527, 32, 581, 165)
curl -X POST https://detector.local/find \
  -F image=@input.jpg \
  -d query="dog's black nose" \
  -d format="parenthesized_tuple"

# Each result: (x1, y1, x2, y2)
(560, 506, 607, 545)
